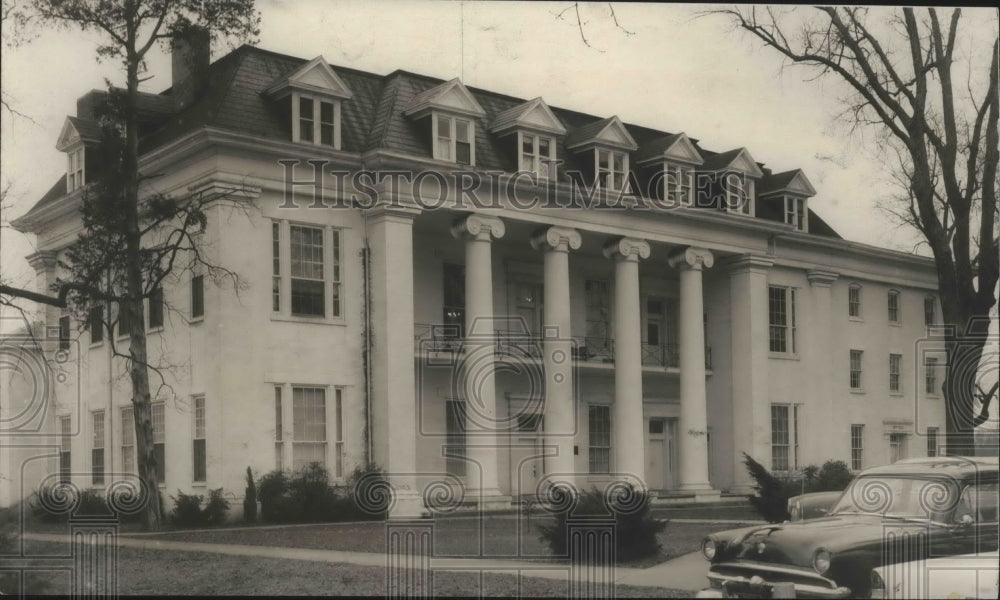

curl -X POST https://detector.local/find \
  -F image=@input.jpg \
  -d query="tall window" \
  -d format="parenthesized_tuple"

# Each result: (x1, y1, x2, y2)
(299, 96, 314, 142)
(292, 387, 327, 470)
(272, 222, 281, 312)
(330, 229, 341, 317)
(67, 147, 84, 191)
(193, 395, 206, 483)
(887, 290, 901, 324)
(121, 407, 135, 474)
(596, 149, 627, 192)
(118, 305, 133, 338)
(519, 132, 555, 179)
(88, 306, 104, 344)
(664, 163, 694, 205)
(889, 354, 902, 392)
(588, 405, 611, 473)
(91, 410, 105, 485)
(850, 425, 864, 471)
(290, 225, 325, 317)
(274, 386, 284, 470)
(152, 402, 166, 483)
(59, 314, 71, 351)
(445, 400, 466, 477)
(768, 286, 797, 354)
(294, 94, 340, 148)
(848, 284, 862, 318)
(148, 286, 164, 329)
(334, 388, 344, 479)
(925, 357, 938, 395)
(850, 350, 864, 390)
(784, 196, 806, 231)
(724, 172, 754, 215)
(434, 114, 473, 165)
(927, 427, 939, 457)
(889, 433, 907, 463)
(924, 296, 935, 327)
(442, 263, 466, 338)
(59, 416, 72, 484)
(770, 404, 793, 472)
(191, 275, 204, 319)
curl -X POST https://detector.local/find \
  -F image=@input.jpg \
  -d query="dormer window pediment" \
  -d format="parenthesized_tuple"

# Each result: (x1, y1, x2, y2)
(403, 78, 486, 120)
(759, 169, 816, 232)
(699, 147, 762, 216)
(404, 78, 485, 166)
(265, 56, 352, 150)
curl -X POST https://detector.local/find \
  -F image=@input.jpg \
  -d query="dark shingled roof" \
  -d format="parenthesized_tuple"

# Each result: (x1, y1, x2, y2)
(20, 44, 841, 239)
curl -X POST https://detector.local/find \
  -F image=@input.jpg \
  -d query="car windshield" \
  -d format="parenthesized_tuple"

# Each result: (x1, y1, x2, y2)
(829, 476, 960, 521)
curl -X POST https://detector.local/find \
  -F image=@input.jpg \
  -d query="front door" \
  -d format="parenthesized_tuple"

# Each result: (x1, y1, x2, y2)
(509, 412, 543, 498)
(647, 418, 677, 491)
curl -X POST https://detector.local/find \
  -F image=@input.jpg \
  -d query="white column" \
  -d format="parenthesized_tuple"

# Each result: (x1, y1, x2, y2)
(603, 237, 650, 486)
(668, 246, 715, 493)
(368, 202, 425, 517)
(450, 214, 505, 501)
(26, 251, 58, 333)
(531, 226, 582, 486)
(807, 269, 839, 470)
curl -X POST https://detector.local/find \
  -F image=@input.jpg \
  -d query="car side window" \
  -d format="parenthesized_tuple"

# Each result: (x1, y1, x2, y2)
(957, 482, 999, 524)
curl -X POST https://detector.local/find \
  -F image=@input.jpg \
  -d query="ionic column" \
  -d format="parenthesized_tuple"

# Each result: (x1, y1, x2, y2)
(603, 237, 650, 485)
(668, 246, 715, 493)
(531, 226, 582, 486)
(26, 251, 59, 334)
(450, 214, 505, 500)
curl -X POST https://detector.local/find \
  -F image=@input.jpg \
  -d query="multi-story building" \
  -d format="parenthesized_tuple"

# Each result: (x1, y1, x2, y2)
(3, 38, 945, 515)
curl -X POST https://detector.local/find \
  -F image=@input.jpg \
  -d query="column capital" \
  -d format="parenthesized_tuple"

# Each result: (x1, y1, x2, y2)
(530, 226, 581, 253)
(26, 251, 58, 273)
(451, 214, 505, 242)
(668, 246, 714, 271)
(367, 201, 421, 224)
(602, 237, 650, 262)
(725, 254, 774, 275)
(806, 268, 840, 287)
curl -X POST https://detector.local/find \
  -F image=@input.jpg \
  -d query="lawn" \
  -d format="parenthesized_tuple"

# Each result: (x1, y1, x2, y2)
(17, 541, 693, 597)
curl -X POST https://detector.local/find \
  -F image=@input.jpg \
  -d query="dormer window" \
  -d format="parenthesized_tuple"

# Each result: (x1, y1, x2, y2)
(264, 55, 353, 152)
(434, 113, 474, 165)
(566, 115, 638, 194)
(636, 133, 704, 207)
(294, 94, 341, 148)
(665, 162, 695, 205)
(597, 149, 627, 191)
(784, 196, 807, 231)
(491, 97, 567, 181)
(724, 173, 755, 215)
(67, 147, 85, 192)
(519, 132, 555, 179)
(758, 169, 816, 231)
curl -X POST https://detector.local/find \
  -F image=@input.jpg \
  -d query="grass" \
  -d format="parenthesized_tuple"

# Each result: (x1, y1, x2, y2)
(20, 541, 693, 597)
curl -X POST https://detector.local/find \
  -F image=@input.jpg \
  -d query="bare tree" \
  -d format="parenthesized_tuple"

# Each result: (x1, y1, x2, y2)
(709, 6, 998, 455)
(0, 0, 259, 529)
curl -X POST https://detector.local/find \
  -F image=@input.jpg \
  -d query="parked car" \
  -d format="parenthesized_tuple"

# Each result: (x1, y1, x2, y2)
(696, 456, 999, 598)
(870, 549, 999, 599)
(787, 491, 843, 521)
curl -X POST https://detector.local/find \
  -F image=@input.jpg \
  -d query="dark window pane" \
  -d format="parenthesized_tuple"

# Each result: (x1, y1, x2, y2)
(149, 287, 164, 329)
(320, 123, 334, 146)
(59, 451, 71, 484)
(154, 442, 165, 483)
(291, 279, 325, 317)
(456, 141, 471, 165)
(119, 305, 132, 337)
(191, 276, 204, 318)
(59, 315, 70, 350)
(91, 449, 104, 485)
(89, 307, 103, 343)
(193, 439, 206, 482)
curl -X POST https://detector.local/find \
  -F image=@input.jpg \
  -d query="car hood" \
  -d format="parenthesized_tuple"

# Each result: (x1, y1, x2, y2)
(710, 514, 937, 567)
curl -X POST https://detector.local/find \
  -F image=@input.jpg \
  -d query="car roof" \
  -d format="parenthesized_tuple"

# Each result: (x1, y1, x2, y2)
(859, 456, 999, 480)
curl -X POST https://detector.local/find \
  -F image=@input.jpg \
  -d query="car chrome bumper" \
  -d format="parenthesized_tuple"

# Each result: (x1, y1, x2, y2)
(704, 563, 853, 599)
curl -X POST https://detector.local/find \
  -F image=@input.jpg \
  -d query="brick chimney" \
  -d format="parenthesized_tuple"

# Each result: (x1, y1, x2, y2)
(171, 26, 211, 110)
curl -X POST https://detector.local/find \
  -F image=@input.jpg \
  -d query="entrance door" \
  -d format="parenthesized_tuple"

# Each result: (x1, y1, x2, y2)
(509, 412, 543, 498)
(647, 418, 677, 491)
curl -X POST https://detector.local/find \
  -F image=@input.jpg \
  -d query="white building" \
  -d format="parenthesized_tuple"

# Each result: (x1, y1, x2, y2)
(2, 40, 946, 515)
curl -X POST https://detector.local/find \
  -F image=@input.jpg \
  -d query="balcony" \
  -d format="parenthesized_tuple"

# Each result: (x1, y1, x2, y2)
(415, 324, 712, 370)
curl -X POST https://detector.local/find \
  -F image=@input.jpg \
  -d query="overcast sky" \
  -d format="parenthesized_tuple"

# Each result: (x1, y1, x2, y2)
(1, 2, 996, 298)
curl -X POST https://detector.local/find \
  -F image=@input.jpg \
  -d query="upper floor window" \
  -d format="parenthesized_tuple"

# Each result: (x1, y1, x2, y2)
(88, 306, 104, 344)
(293, 94, 341, 149)
(442, 263, 465, 338)
(925, 357, 938, 395)
(923, 296, 936, 327)
(888, 290, 901, 324)
(850, 349, 864, 391)
(724, 172, 755, 216)
(784, 196, 807, 231)
(67, 148, 85, 192)
(850, 424, 864, 471)
(596, 149, 627, 192)
(434, 113, 474, 165)
(889, 353, 902, 392)
(665, 162, 694, 205)
(191, 274, 204, 319)
(273, 221, 343, 319)
(91, 410, 105, 485)
(148, 286, 164, 330)
(519, 132, 555, 179)
(768, 285, 797, 354)
(848, 284, 862, 318)
(588, 404, 611, 473)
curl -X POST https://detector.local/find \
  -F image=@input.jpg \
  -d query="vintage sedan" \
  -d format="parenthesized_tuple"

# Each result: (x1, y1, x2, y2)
(696, 457, 999, 599)
(788, 491, 842, 522)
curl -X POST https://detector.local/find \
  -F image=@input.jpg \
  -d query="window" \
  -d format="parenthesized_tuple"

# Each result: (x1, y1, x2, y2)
(889, 433, 908, 463)
(191, 275, 204, 319)
(850, 350, 864, 390)
(924, 296, 935, 327)
(274, 386, 284, 470)
(770, 404, 797, 472)
(67, 147, 84, 192)
(118, 304, 133, 338)
(724, 172, 754, 215)
(889, 353, 902, 392)
(334, 389, 344, 479)
(442, 263, 466, 338)
(927, 427, 938, 457)
(294, 93, 340, 148)
(850, 425, 864, 471)
(445, 400, 466, 477)
(91, 410, 105, 485)
(152, 402, 165, 483)
(925, 357, 938, 395)
(588, 405, 611, 473)
(290, 225, 325, 317)
(58, 314, 70, 351)
(292, 387, 327, 470)
(519, 132, 556, 180)
(784, 196, 807, 231)
(768, 286, 797, 354)
(121, 407, 135, 474)
(193, 395, 206, 482)
(848, 284, 862, 318)
(148, 286, 164, 329)
(664, 163, 694, 205)
(596, 149, 627, 192)
(272, 222, 281, 312)
(433, 113, 473, 165)
(888, 290, 901, 324)
(88, 306, 104, 344)
(59, 416, 71, 484)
